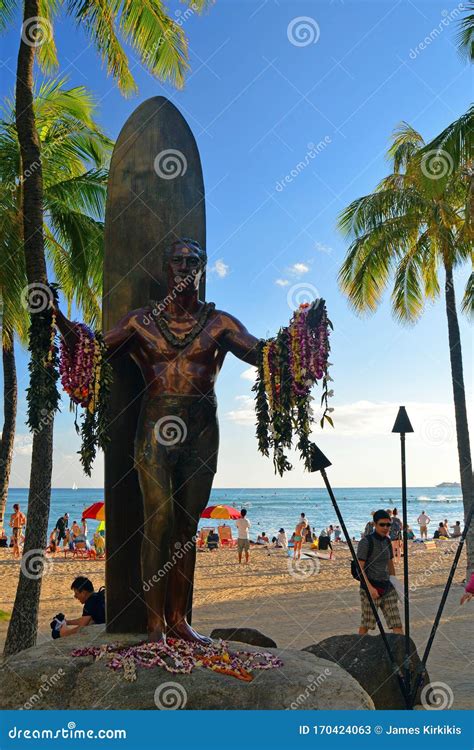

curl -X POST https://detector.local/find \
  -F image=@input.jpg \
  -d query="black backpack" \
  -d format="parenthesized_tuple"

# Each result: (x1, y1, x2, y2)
(351, 535, 374, 580)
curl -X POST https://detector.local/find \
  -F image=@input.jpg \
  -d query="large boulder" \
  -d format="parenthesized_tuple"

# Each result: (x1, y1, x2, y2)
(210, 627, 277, 649)
(1, 627, 373, 710)
(304, 634, 430, 709)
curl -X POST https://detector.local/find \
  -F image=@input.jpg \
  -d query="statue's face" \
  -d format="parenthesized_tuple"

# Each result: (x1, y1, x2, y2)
(167, 244, 204, 292)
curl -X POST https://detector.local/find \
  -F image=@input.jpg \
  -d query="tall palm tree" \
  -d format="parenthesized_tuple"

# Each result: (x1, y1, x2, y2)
(0, 78, 111, 531)
(1, 0, 212, 656)
(338, 120, 473, 576)
(457, 0, 474, 61)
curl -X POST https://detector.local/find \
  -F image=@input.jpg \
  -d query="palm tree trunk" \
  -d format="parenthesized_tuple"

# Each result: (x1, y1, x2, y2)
(0, 335, 18, 529)
(3, 0, 54, 657)
(444, 264, 473, 578)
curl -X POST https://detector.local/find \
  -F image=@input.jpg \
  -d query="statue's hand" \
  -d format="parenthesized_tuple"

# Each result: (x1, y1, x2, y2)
(306, 298, 325, 329)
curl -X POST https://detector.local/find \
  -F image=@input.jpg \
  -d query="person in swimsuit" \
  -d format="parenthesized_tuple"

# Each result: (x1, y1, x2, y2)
(293, 515, 308, 560)
(9, 504, 26, 559)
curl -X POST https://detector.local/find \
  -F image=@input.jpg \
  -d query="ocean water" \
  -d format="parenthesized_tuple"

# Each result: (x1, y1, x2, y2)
(4, 486, 464, 541)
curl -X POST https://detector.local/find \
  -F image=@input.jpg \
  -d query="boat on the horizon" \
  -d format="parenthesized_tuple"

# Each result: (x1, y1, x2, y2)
(72, 482, 78, 491)
(436, 481, 460, 488)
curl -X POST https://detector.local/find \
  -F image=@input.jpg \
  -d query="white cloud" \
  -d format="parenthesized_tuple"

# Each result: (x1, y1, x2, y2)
(290, 262, 310, 275)
(275, 278, 289, 287)
(241, 367, 257, 382)
(225, 398, 462, 447)
(14, 434, 33, 456)
(226, 395, 255, 425)
(210, 259, 229, 278)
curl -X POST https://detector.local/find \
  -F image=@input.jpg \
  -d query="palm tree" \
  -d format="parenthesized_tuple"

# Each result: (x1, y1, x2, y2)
(2, 77, 111, 657)
(1, 0, 212, 656)
(0, 79, 111, 529)
(457, 0, 474, 61)
(338, 120, 473, 577)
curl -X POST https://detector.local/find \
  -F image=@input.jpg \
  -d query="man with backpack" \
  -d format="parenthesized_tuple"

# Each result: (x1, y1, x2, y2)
(355, 509, 403, 635)
(50, 577, 105, 638)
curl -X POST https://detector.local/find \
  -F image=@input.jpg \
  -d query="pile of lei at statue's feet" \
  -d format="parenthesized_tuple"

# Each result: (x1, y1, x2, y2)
(72, 637, 283, 682)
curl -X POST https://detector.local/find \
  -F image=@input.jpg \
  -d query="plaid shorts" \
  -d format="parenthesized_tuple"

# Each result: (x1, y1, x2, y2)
(360, 587, 403, 630)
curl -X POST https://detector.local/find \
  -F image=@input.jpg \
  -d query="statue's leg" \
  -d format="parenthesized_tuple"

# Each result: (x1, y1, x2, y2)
(165, 470, 214, 643)
(165, 396, 219, 643)
(135, 435, 174, 642)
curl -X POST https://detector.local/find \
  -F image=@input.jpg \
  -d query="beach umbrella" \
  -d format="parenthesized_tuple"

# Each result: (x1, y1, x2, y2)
(200, 504, 241, 520)
(82, 502, 104, 521)
(97, 520, 105, 533)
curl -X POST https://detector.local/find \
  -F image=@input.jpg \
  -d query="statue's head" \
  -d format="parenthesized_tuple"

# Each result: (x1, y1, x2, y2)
(164, 238, 206, 293)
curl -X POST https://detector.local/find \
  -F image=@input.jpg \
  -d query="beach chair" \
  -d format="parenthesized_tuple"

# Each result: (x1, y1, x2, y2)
(73, 541, 94, 559)
(218, 525, 236, 548)
(197, 527, 213, 549)
(423, 540, 437, 551)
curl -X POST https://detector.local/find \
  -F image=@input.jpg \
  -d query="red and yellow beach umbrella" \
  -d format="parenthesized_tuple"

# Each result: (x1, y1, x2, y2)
(200, 504, 241, 520)
(82, 501, 105, 521)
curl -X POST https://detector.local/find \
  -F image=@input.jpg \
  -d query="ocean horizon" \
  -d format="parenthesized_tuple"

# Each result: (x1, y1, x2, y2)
(4, 485, 464, 542)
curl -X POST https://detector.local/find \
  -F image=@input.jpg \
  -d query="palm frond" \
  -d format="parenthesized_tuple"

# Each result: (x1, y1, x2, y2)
(456, 1, 474, 61)
(388, 122, 424, 172)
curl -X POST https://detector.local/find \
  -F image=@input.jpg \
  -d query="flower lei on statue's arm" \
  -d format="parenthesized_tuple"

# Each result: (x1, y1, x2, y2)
(252, 300, 333, 476)
(59, 323, 113, 476)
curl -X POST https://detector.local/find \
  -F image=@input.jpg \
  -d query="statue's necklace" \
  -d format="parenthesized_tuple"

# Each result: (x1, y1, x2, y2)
(148, 301, 216, 348)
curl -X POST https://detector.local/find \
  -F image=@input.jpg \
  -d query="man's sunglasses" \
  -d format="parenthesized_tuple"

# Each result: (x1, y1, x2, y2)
(377, 522, 392, 527)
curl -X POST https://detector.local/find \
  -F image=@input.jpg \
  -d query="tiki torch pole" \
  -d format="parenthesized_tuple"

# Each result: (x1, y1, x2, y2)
(392, 406, 414, 708)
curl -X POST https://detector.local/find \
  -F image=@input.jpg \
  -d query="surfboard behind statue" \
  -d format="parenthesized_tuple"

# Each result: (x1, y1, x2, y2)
(103, 97, 206, 633)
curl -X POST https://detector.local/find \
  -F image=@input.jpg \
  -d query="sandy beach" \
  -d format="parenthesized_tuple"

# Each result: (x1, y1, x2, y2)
(0, 541, 470, 708)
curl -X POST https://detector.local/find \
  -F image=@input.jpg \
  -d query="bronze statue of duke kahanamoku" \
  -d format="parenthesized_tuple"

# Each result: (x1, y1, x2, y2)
(56, 238, 260, 643)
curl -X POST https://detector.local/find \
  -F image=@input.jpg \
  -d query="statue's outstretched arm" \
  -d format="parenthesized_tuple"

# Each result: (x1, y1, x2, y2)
(221, 313, 260, 366)
(103, 312, 136, 360)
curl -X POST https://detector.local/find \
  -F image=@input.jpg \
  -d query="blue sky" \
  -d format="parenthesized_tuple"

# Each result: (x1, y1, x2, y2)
(1, 0, 472, 488)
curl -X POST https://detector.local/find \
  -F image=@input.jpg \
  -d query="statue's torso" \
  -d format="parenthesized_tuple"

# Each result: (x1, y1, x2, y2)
(126, 307, 229, 397)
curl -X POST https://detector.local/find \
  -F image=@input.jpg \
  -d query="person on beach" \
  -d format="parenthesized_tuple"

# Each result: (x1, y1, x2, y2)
(51, 577, 106, 638)
(93, 531, 105, 556)
(9, 504, 26, 558)
(71, 520, 82, 539)
(276, 528, 288, 548)
(334, 525, 342, 542)
(236, 509, 251, 564)
(406, 525, 415, 540)
(417, 510, 430, 539)
(460, 573, 474, 605)
(389, 507, 403, 560)
(293, 516, 308, 560)
(451, 521, 462, 538)
(54, 513, 69, 546)
(363, 512, 375, 537)
(441, 519, 450, 537)
(356, 509, 403, 635)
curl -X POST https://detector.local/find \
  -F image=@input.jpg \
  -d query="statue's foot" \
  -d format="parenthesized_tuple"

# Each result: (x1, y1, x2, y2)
(147, 625, 166, 643)
(167, 619, 212, 644)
